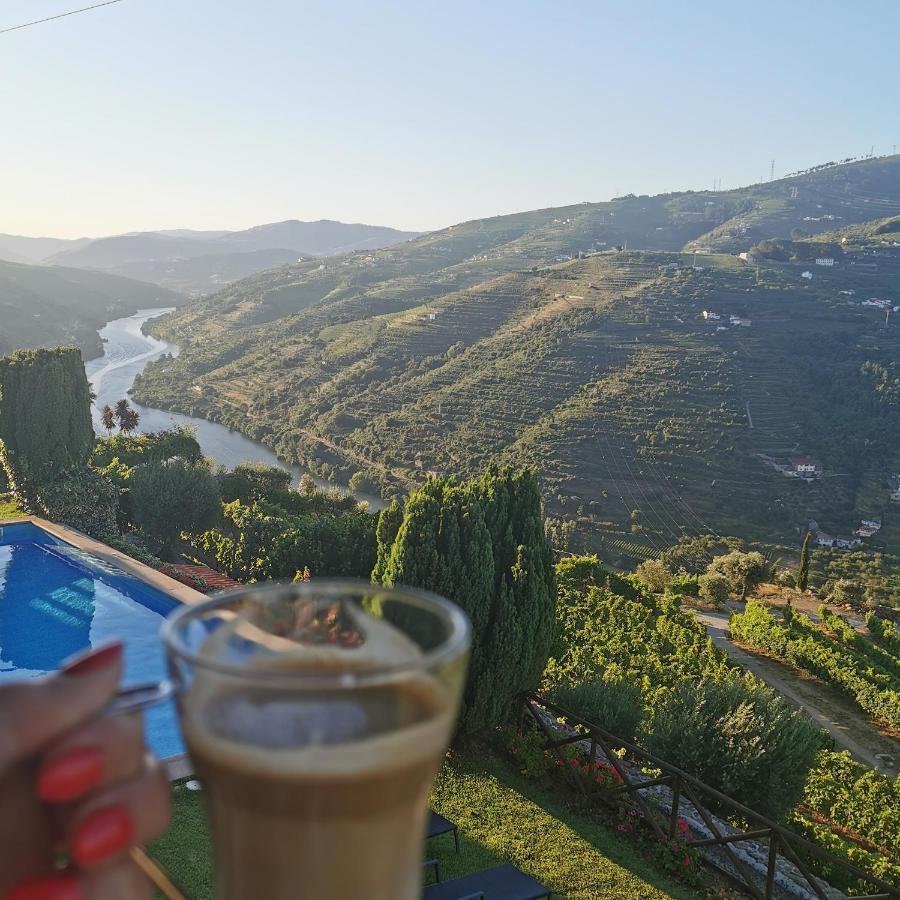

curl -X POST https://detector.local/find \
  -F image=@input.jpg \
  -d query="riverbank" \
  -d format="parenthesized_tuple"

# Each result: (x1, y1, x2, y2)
(85, 309, 383, 509)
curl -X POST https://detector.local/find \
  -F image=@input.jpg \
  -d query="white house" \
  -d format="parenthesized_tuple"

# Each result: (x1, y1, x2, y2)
(891, 489, 900, 503)
(801, 271, 813, 280)
(836, 536, 863, 550)
(815, 257, 835, 266)
(815, 532, 836, 548)
(863, 297, 892, 309)
(839, 290, 856, 297)
(729, 315, 752, 327)
(702, 310, 721, 321)
(860, 517, 882, 531)
(791, 456, 822, 477)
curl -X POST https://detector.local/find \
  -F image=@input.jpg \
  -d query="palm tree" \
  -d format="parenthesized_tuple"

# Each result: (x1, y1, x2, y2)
(113, 398, 140, 434)
(100, 404, 115, 434)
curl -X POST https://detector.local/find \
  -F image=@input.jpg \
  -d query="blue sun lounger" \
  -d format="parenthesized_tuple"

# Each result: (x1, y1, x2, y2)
(427, 810, 460, 853)
(423, 864, 552, 899)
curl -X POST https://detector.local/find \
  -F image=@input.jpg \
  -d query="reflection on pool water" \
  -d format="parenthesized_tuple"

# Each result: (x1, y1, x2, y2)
(0, 522, 183, 758)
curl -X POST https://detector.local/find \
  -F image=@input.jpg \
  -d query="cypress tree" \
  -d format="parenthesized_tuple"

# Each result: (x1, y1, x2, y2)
(798, 531, 812, 592)
(378, 465, 555, 734)
(371, 498, 404, 583)
(0, 347, 94, 496)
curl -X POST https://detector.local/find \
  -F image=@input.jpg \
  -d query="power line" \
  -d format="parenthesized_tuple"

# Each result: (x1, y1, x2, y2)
(0, 0, 125, 35)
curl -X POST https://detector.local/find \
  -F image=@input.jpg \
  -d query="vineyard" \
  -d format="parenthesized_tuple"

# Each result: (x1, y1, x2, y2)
(728, 601, 900, 728)
(133, 156, 900, 564)
(549, 558, 899, 890)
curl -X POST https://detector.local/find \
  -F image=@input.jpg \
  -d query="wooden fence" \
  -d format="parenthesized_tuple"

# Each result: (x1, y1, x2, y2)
(523, 694, 898, 900)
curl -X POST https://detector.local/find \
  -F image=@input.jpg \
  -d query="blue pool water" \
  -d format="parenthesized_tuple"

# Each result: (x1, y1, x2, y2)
(0, 522, 183, 758)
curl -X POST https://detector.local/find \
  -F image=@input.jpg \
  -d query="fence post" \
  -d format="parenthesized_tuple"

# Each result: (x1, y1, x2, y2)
(765, 833, 778, 900)
(669, 775, 681, 840)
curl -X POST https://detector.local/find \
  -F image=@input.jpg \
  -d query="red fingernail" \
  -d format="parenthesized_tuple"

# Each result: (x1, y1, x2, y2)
(61, 643, 122, 676)
(70, 806, 133, 867)
(36, 747, 103, 803)
(5, 872, 83, 900)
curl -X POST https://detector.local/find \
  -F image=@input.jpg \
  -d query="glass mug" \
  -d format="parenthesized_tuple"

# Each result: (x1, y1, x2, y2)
(162, 580, 470, 900)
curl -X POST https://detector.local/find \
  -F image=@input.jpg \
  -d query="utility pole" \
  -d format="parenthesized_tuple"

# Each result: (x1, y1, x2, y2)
(769, 159, 775, 181)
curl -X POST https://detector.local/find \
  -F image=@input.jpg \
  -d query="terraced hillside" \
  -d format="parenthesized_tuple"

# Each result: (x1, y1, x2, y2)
(132, 157, 900, 562)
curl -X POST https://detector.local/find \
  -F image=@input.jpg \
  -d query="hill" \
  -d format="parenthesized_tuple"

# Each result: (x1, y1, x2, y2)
(39, 220, 420, 293)
(130, 157, 900, 561)
(97, 247, 303, 295)
(0, 233, 92, 263)
(218, 219, 420, 254)
(0, 259, 179, 357)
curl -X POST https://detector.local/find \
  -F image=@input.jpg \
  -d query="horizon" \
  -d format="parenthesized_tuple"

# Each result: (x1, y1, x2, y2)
(2, 0, 899, 239)
(5, 150, 899, 242)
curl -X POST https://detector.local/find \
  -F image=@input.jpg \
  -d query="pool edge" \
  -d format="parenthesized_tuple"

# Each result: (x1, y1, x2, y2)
(3, 516, 207, 608)
(2, 516, 205, 778)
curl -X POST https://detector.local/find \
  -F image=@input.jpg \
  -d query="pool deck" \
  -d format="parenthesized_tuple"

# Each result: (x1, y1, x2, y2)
(2, 515, 205, 778)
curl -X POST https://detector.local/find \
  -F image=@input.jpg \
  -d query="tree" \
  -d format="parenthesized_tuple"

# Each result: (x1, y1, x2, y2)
(698, 571, 731, 604)
(348, 471, 373, 494)
(379, 466, 555, 734)
(707, 550, 769, 600)
(220, 462, 292, 502)
(0, 348, 94, 498)
(635, 558, 671, 593)
(100, 404, 116, 434)
(129, 459, 221, 553)
(114, 399, 140, 434)
(644, 674, 824, 821)
(798, 531, 812, 591)
(298, 473, 316, 496)
(371, 499, 404, 584)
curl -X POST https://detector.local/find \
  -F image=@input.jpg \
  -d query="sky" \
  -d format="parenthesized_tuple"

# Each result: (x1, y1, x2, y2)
(2, 0, 899, 238)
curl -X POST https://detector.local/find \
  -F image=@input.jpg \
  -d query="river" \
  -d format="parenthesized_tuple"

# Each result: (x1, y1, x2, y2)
(84, 309, 382, 508)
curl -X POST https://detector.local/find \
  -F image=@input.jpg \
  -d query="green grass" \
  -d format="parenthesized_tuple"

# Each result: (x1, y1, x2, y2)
(148, 751, 699, 900)
(0, 497, 25, 519)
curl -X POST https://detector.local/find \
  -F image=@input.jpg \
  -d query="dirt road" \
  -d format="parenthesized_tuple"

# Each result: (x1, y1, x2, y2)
(692, 609, 899, 773)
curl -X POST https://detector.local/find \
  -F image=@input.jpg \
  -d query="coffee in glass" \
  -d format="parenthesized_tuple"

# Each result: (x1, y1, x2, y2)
(162, 580, 470, 900)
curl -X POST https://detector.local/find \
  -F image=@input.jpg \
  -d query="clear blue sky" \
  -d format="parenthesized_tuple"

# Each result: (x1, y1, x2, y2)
(2, 0, 899, 238)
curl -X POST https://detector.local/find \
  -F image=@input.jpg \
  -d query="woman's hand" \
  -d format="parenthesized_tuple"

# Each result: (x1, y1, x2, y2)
(0, 643, 171, 900)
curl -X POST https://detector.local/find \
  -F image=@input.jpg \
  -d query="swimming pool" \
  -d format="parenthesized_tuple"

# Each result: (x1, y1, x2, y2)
(0, 521, 183, 758)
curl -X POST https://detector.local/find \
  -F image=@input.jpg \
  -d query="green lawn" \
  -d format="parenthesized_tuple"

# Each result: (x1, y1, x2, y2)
(0, 497, 25, 519)
(148, 751, 699, 899)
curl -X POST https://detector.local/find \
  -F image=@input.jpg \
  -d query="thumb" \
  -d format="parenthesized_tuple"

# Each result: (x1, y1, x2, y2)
(0, 643, 122, 773)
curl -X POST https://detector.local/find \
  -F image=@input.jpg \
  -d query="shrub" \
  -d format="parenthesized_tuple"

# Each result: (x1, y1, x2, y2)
(348, 471, 373, 494)
(548, 680, 644, 741)
(35, 467, 119, 538)
(643, 674, 824, 821)
(698, 571, 730, 604)
(865, 611, 900, 654)
(829, 579, 863, 606)
(634, 559, 671, 593)
(219, 462, 292, 503)
(90, 428, 202, 469)
(706, 550, 768, 599)
(130, 459, 221, 552)
(669, 572, 700, 596)
(196, 498, 377, 582)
